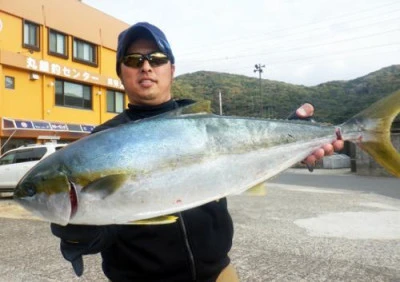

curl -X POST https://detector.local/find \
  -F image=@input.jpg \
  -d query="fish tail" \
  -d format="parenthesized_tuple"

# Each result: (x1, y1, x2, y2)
(341, 89, 400, 177)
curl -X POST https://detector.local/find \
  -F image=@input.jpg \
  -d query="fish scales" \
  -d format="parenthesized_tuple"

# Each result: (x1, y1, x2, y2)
(66, 118, 334, 224)
(14, 90, 400, 225)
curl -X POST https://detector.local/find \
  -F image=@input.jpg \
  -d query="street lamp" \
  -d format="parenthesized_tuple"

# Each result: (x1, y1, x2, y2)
(254, 64, 265, 117)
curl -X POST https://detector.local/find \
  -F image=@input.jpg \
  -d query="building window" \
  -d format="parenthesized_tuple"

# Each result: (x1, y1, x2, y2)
(5, 76, 15, 89)
(55, 80, 92, 109)
(107, 90, 125, 113)
(49, 29, 68, 58)
(23, 20, 40, 50)
(73, 38, 97, 65)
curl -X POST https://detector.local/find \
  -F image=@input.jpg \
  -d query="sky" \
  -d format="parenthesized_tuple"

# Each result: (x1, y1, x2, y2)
(83, 0, 400, 86)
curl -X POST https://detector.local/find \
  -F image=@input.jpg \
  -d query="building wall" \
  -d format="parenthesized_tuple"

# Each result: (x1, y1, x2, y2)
(0, 0, 127, 50)
(0, 0, 130, 151)
(2, 66, 43, 120)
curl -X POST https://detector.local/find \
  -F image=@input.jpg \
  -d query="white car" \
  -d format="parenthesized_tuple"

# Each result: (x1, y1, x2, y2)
(0, 143, 67, 192)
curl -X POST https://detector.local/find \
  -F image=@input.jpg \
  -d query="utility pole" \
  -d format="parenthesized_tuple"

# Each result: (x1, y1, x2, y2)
(254, 64, 265, 117)
(218, 90, 223, 115)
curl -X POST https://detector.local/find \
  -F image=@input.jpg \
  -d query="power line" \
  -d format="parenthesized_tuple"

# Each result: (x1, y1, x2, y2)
(179, 14, 400, 62)
(268, 42, 400, 64)
(181, 27, 400, 64)
(176, 42, 399, 77)
(221, 42, 400, 74)
(179, 1, 400, 57)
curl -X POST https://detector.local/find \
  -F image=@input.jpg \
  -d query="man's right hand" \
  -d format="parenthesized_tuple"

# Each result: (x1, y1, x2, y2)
(51, 224, 109, 277)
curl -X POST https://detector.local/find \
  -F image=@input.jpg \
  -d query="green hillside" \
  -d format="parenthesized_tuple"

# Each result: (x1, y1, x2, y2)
(172, 65, 400, 124)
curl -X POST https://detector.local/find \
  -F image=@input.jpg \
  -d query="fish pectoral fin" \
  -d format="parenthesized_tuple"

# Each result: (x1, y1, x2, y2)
(243, 182, 267, 196)
(81, 174, 127, 199)
(129, 215, 179, 225)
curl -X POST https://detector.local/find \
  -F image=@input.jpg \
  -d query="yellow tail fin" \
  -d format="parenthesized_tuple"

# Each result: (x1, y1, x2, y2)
(342, 90, 400, 177)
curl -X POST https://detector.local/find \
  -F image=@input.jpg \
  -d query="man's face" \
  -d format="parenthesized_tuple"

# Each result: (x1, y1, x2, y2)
(119, 38, 175, 106)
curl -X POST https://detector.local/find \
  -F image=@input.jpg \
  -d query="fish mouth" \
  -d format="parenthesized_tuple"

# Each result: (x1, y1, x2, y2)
(68, 180, 78, 220)
(14, 179, 72, 226)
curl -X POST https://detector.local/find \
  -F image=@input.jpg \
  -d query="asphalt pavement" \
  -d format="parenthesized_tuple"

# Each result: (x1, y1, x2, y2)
(0, 168, 399, 281)
(271, 168, 400, 199)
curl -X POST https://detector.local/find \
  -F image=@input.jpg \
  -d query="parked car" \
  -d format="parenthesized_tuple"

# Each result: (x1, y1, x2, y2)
(0, 143, 67, 192)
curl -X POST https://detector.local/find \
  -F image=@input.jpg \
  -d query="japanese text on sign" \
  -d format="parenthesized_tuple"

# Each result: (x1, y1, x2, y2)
(26, 57, 123, 89)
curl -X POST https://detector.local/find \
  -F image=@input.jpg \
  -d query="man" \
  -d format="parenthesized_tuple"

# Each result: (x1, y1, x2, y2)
(51, 22, 343, 282)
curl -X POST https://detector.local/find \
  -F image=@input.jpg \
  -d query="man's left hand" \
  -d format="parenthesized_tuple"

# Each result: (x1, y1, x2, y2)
(294, 103, 345, 168)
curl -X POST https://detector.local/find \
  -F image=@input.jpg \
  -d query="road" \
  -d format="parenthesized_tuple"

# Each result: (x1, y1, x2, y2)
(271, 168, 400, 199)
(0, 168, 399, 281)
(229, 168, 400, 281)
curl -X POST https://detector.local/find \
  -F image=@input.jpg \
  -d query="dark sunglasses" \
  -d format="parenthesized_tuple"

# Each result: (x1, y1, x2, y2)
(121, 52, 169, 68)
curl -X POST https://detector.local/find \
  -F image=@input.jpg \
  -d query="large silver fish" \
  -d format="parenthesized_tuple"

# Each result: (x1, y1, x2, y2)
(14, 90, 400, 225)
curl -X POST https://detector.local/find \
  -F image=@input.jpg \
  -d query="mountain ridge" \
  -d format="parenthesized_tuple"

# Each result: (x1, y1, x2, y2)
(172, 65, 400, 123)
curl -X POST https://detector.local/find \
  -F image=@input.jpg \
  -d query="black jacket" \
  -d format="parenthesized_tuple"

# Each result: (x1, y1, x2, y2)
(92, 99, 234, 282)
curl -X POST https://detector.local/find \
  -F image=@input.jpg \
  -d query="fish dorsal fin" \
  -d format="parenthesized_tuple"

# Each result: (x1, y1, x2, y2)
(129, 215, 178, 225)
(81, 174, 127, 199)
(138, 100, 213, 122)
(176, 100, 212, 116)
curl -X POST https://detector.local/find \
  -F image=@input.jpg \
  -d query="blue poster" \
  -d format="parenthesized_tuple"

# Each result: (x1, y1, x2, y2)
(81, 125, 94, 132)
(16, 120, 34, 129)
(51, 123, 68, 131)
(32, 121, 51, 130)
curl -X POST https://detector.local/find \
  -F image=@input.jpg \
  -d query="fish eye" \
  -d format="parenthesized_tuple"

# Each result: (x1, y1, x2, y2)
(22, 182, 37, 197)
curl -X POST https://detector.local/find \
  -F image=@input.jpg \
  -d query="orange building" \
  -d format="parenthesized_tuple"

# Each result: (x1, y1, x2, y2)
(0, 0, 129, 153)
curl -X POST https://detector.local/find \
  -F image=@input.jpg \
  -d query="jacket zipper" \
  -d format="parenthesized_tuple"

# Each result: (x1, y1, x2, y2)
(179, 212, 197, 281)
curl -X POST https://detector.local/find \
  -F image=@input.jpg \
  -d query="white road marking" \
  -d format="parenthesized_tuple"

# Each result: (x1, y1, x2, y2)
(295, 211, 400, 240)
(272, 183, 349, 194)
(359, 202, 400, 211)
